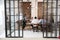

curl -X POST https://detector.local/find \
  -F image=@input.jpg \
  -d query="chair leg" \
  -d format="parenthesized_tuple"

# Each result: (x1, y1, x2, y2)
(36, 27, 38, 32)
(33, 27, 35, 32)
(33, 26, 39, 32)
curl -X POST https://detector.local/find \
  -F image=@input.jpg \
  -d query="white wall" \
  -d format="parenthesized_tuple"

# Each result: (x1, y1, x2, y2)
(0, 0, 5, 37)
(31, 0, 38, 18)
(31, 0, 43, 18)
(0, 0, 5, 31)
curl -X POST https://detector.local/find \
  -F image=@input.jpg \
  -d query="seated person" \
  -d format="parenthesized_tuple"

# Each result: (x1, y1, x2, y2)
(31, 17, 39, 32)
(39, 18, 47, 31)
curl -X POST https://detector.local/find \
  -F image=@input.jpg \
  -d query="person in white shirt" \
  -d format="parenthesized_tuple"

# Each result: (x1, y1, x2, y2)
(31, 17, 39, 32)
(31, 19, 39, 24)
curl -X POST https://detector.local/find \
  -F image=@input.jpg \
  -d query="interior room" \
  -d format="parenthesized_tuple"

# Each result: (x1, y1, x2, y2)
(0, 0, 60, 39)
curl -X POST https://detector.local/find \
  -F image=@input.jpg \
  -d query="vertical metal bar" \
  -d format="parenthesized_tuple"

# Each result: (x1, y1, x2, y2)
(59, 0, 60, 36)
(18, 0, 20, 37)
(46, 0, 48, 37)
(9, 0, 11, 37)
(55, 0, 58, 37)
(50, 0, 53, 37)
(21, 0, 23, 37)
(59, 16, 60, 37)
(13, 0, 15, 36)
(42, 0, 44, 38)
(4, 0, 7, 37)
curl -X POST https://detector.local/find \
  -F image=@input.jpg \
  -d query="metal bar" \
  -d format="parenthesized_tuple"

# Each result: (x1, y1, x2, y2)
(21, 0, 23, 37)
(7, 15, 60, 16)
(13, 0, 15, 36)
(9, 0, 11, 37)
(46, 0, 48, 37)
(18, 0, 20, 37)
(55, 0, 58, 37)
(6, 36, 23, 38)
(4, 0, 7, 37)
(19, 0, 23, 37)
(44, 37, 57, 38)
(42, 0, 44, 38)
(7, 15, 21, 16)
(50, 0, 53, 37)
(59, 17, 60, 36)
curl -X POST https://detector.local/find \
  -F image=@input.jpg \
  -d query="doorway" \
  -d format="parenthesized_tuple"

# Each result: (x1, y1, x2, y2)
(22, 2, 31, 19)
(38, 2, 47, 19)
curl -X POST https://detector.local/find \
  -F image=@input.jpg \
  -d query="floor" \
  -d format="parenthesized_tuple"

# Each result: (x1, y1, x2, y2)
(0, 38, 59, 40)
(0, 30, 59, 38)
(11, 30, 43, 38)
(0, 30, 43, 38)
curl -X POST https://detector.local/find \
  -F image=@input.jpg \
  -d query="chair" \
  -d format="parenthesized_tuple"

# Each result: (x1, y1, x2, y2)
(32, 24, 39, 32)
